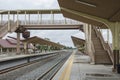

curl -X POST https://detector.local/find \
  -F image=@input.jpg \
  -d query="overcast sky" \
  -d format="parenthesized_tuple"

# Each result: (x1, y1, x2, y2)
(0, 0, 86, 47)
(0, 0, 112, 47)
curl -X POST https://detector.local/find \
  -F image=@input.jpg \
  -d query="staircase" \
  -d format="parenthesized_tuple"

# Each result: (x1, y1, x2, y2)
(0, 21, 18, 38)
(91, 26, 113, 64)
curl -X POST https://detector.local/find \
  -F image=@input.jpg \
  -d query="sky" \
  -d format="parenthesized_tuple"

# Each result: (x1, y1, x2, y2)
(0, 0, 85, 47)
(0, 0, 112, 47)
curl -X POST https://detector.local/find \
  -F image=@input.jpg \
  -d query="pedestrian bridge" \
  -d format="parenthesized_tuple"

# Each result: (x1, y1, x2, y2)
(0, 9, 83, 38)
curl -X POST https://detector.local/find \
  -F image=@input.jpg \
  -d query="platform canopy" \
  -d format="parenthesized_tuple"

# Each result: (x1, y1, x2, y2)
(71, 36, 85, 47)
(21, 36, 65, 48)
(58, 0, 120, 28)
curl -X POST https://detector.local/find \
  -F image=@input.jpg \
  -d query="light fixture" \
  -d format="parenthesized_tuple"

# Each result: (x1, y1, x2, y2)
(76, 0, 96, 7)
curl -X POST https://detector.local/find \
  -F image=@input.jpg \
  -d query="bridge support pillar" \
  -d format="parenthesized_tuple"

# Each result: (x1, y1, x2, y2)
(24, 42, 27, 54)
(84, 24, 94, 63)
(16, 32, 20, 54)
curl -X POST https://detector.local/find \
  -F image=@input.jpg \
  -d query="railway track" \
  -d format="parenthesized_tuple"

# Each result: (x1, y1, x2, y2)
(0, 51, 72, 80)
(36, 53, 71, 80)
(0, 53, 58, 74)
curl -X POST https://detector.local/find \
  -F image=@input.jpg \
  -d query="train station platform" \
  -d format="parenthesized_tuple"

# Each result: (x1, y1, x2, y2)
(0, 51, 62, 62)
(53, 51, 120, 80)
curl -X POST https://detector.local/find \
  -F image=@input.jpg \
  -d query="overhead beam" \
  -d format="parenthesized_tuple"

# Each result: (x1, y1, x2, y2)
(20, 24, 82, 30)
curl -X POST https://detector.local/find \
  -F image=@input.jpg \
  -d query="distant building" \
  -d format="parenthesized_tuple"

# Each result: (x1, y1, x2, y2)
(0, 39, 32, 53)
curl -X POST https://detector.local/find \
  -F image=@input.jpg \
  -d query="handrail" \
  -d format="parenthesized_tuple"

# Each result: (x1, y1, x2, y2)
(105, 43, 114, 63)
(93, 27, 106, 50)
(0, 22, 8, 38)
(19, 20, 80, 25)
(91, 41, 95, 54)
(93, 26, 113, 63)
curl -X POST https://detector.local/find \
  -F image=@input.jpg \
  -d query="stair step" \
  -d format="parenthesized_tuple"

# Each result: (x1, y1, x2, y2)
(91, 27, 112, 64)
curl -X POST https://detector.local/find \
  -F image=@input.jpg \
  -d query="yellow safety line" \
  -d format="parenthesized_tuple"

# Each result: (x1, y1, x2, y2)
(59, 51, 75, 80)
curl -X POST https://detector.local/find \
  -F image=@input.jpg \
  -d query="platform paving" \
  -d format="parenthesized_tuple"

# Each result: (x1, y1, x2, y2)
(70, 52, 120, 80)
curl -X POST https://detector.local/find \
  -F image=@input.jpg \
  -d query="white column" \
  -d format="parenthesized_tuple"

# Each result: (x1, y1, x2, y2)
(84, 24, 88, 54)
(17, 32, 20, 54)
(40, 13, 42, 24)
(88, 24, 92, 53)
(24, 42, 27, 54)
(17, 11, 19, 27)
(13, 14, 15, 22)
(64, 18, 67, 24)
(28, 14, 30, 24)
(37, 11, 40, 24)
(51, 11, 54, 24)
(6, 49, 9, 53)
(107, 29, 109, 43)
(0, 14, 3, 25)
(25, 11, 27, 25)
(8, 11, 10, 32)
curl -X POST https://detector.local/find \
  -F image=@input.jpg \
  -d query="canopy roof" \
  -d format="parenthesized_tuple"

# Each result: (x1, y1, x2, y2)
(71, 36, 85, 47)
(58, 0, 120, 28)
(22, 36, 65, 48)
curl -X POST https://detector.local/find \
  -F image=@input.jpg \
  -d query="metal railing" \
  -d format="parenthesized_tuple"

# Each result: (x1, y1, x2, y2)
(19, 20, 81, 25)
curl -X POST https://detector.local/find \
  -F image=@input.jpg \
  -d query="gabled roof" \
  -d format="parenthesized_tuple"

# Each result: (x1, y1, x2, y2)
(0, 39, 32, 48)
(21, 36, 65, 48)
(0, 39, 23, 48)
